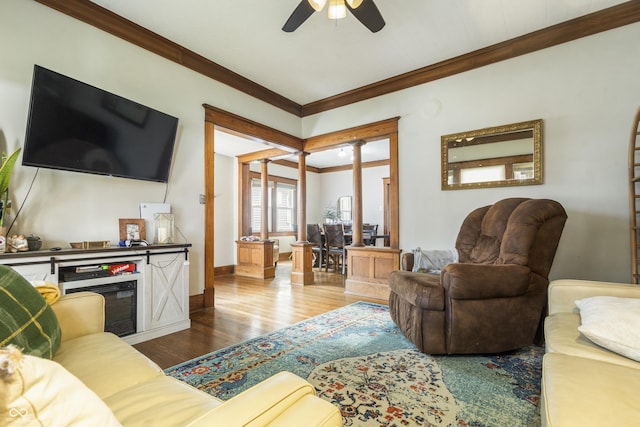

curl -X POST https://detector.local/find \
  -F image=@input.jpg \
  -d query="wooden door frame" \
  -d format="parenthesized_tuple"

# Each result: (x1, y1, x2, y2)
(203, 105, 303, 306)
(303, 117, 400, 249)
(203, 105, 400, 306)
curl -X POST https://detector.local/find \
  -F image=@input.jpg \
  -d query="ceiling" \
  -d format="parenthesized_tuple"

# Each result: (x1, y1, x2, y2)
(89, 0, 627, 105)
(82, 0, 628, 165)
(214, 129, 389, 169)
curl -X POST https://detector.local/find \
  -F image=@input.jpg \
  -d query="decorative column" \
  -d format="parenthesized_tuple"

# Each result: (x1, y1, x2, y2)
(345, 139, 399, 300)
(236, 159, 274, 279)
(260, 159, 270, 241)
(291, 152, 314, 285)
(351, 141, 365, 247)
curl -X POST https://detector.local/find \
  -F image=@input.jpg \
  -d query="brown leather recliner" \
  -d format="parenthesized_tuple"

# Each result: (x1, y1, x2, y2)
(389, 198, 567, 354)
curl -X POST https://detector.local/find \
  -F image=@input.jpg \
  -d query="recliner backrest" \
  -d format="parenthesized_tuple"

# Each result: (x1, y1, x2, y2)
(456, 198, 567, 279)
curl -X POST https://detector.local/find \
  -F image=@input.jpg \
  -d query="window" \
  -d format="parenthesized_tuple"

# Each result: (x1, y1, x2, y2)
(250, 179, 272, 233)
(250, 174, 296, 234)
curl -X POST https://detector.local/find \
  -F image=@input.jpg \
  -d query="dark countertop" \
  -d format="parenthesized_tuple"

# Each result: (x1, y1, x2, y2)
(0, 243, 192, 261)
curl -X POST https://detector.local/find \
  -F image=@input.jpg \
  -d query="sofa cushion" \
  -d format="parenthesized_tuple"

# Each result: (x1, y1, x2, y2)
(544, 312, 640, 369)
(576, 296, 640, 362)
(103, 375, 220, 426)
(0, 265, 61, 359)
(0, 345, 121, 427)
(54, 332, 164, 399)
(541, 353, 640, 426)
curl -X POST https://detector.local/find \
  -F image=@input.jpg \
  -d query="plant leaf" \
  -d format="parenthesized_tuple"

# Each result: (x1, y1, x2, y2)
(0, 148, 21, 197)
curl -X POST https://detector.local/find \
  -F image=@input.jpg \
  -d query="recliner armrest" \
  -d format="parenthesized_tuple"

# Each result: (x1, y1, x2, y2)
(51, 292, 105, 342)
(185, 371, 341, 427)
(442, 263, 531, 299)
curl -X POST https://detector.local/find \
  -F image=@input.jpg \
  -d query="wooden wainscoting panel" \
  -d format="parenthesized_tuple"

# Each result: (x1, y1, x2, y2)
(345, 247, 400, 300)
(350, 255, 371, 277)
(373, 257, 394, 280)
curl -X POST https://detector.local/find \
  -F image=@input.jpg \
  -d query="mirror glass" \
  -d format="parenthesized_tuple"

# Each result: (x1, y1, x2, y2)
(337, 196, 352, 221)
(441, 119, 542, 190)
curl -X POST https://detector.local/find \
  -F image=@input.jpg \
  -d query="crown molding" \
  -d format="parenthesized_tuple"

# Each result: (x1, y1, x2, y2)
(35, 0, 303, 116)
(36, 0, 640, 117)
(301, 1, 640, 116)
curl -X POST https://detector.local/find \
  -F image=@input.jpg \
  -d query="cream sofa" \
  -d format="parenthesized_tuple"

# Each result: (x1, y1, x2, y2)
(3, 289, 341, 426)
(541, 279, 640, 426)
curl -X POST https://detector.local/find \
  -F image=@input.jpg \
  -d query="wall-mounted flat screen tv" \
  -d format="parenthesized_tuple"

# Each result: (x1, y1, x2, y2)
(22, 65, 178, 183)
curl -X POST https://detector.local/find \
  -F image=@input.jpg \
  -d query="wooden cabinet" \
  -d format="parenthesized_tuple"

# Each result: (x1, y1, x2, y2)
(0, 244, 191, 344)
(9, 262, 56, 283)
(144, 252, 190, 332)
(235, 240, 275, 279)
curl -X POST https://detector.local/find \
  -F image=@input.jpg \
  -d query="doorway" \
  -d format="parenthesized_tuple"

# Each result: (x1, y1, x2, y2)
(203, 105, 399, 307)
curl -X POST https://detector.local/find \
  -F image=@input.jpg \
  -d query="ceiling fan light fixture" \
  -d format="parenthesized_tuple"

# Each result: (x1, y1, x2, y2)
(284, 0, 385, 33)
(328, 0, 347, 20)
(307, 0, 327, 12)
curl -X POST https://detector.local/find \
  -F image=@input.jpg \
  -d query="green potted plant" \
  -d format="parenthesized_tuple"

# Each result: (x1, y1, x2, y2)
(0, 148, 21, 234)
(323, 202, 338, 223)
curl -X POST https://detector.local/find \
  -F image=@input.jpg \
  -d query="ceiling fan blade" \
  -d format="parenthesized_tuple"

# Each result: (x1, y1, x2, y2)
(346, 0, 385, 33)
(282, 1, 316, 32)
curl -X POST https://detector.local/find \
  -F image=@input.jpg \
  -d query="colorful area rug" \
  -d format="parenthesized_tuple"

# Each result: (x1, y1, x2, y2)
(166, 302, 542, 426)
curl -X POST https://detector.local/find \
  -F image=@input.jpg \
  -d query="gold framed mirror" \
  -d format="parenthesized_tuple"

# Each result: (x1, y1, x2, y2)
(441, 119, 543, 190)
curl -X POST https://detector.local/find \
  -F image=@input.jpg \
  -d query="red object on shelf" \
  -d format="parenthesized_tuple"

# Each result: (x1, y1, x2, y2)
(109, 263, 136, 275)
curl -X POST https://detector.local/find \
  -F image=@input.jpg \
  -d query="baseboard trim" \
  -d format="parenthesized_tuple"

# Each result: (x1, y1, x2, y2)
(190, 264, 235, 312)
(215, 264, 235, 276)
(189, 294, 205, 312)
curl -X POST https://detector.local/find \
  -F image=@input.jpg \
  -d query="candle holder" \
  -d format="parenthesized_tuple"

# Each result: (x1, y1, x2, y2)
(153, 213, 174, 244)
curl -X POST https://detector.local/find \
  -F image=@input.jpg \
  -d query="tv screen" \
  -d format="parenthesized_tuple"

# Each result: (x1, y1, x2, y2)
(22, 65, 178, 183)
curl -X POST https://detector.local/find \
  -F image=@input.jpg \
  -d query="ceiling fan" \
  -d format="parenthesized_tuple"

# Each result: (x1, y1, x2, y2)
(283, 0, 386, 33)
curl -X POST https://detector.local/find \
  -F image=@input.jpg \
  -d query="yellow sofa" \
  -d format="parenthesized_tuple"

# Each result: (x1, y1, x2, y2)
(7, 291, 341, 426)
(541, 279, 640, 426)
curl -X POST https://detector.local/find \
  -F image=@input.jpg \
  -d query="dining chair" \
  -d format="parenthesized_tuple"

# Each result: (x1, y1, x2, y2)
(306, 224, 326, 269)
(363, 224, 378, 246)
(323, 223, 347, 274)
(341, 223, 353, 245)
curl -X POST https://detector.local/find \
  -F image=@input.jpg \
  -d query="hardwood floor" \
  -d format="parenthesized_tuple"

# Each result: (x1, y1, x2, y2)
(133, 261, 386, 369)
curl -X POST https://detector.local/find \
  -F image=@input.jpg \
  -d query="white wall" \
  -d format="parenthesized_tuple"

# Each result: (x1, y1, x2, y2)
(3, 0, 639, 293)
(302, 23, 640, 283)
(214, 154, 235, 267)
(316, 165, 388, 228)
(1, 0, 300, 295)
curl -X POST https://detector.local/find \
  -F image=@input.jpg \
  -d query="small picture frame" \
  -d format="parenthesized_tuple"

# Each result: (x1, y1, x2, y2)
(119, 218, 146, 241)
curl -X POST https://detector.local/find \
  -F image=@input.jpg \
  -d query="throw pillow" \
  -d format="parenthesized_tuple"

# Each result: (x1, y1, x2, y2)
(0, 265, 61, 359)
(576, 296, 640, 362)
(0, 345, 121, 426)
